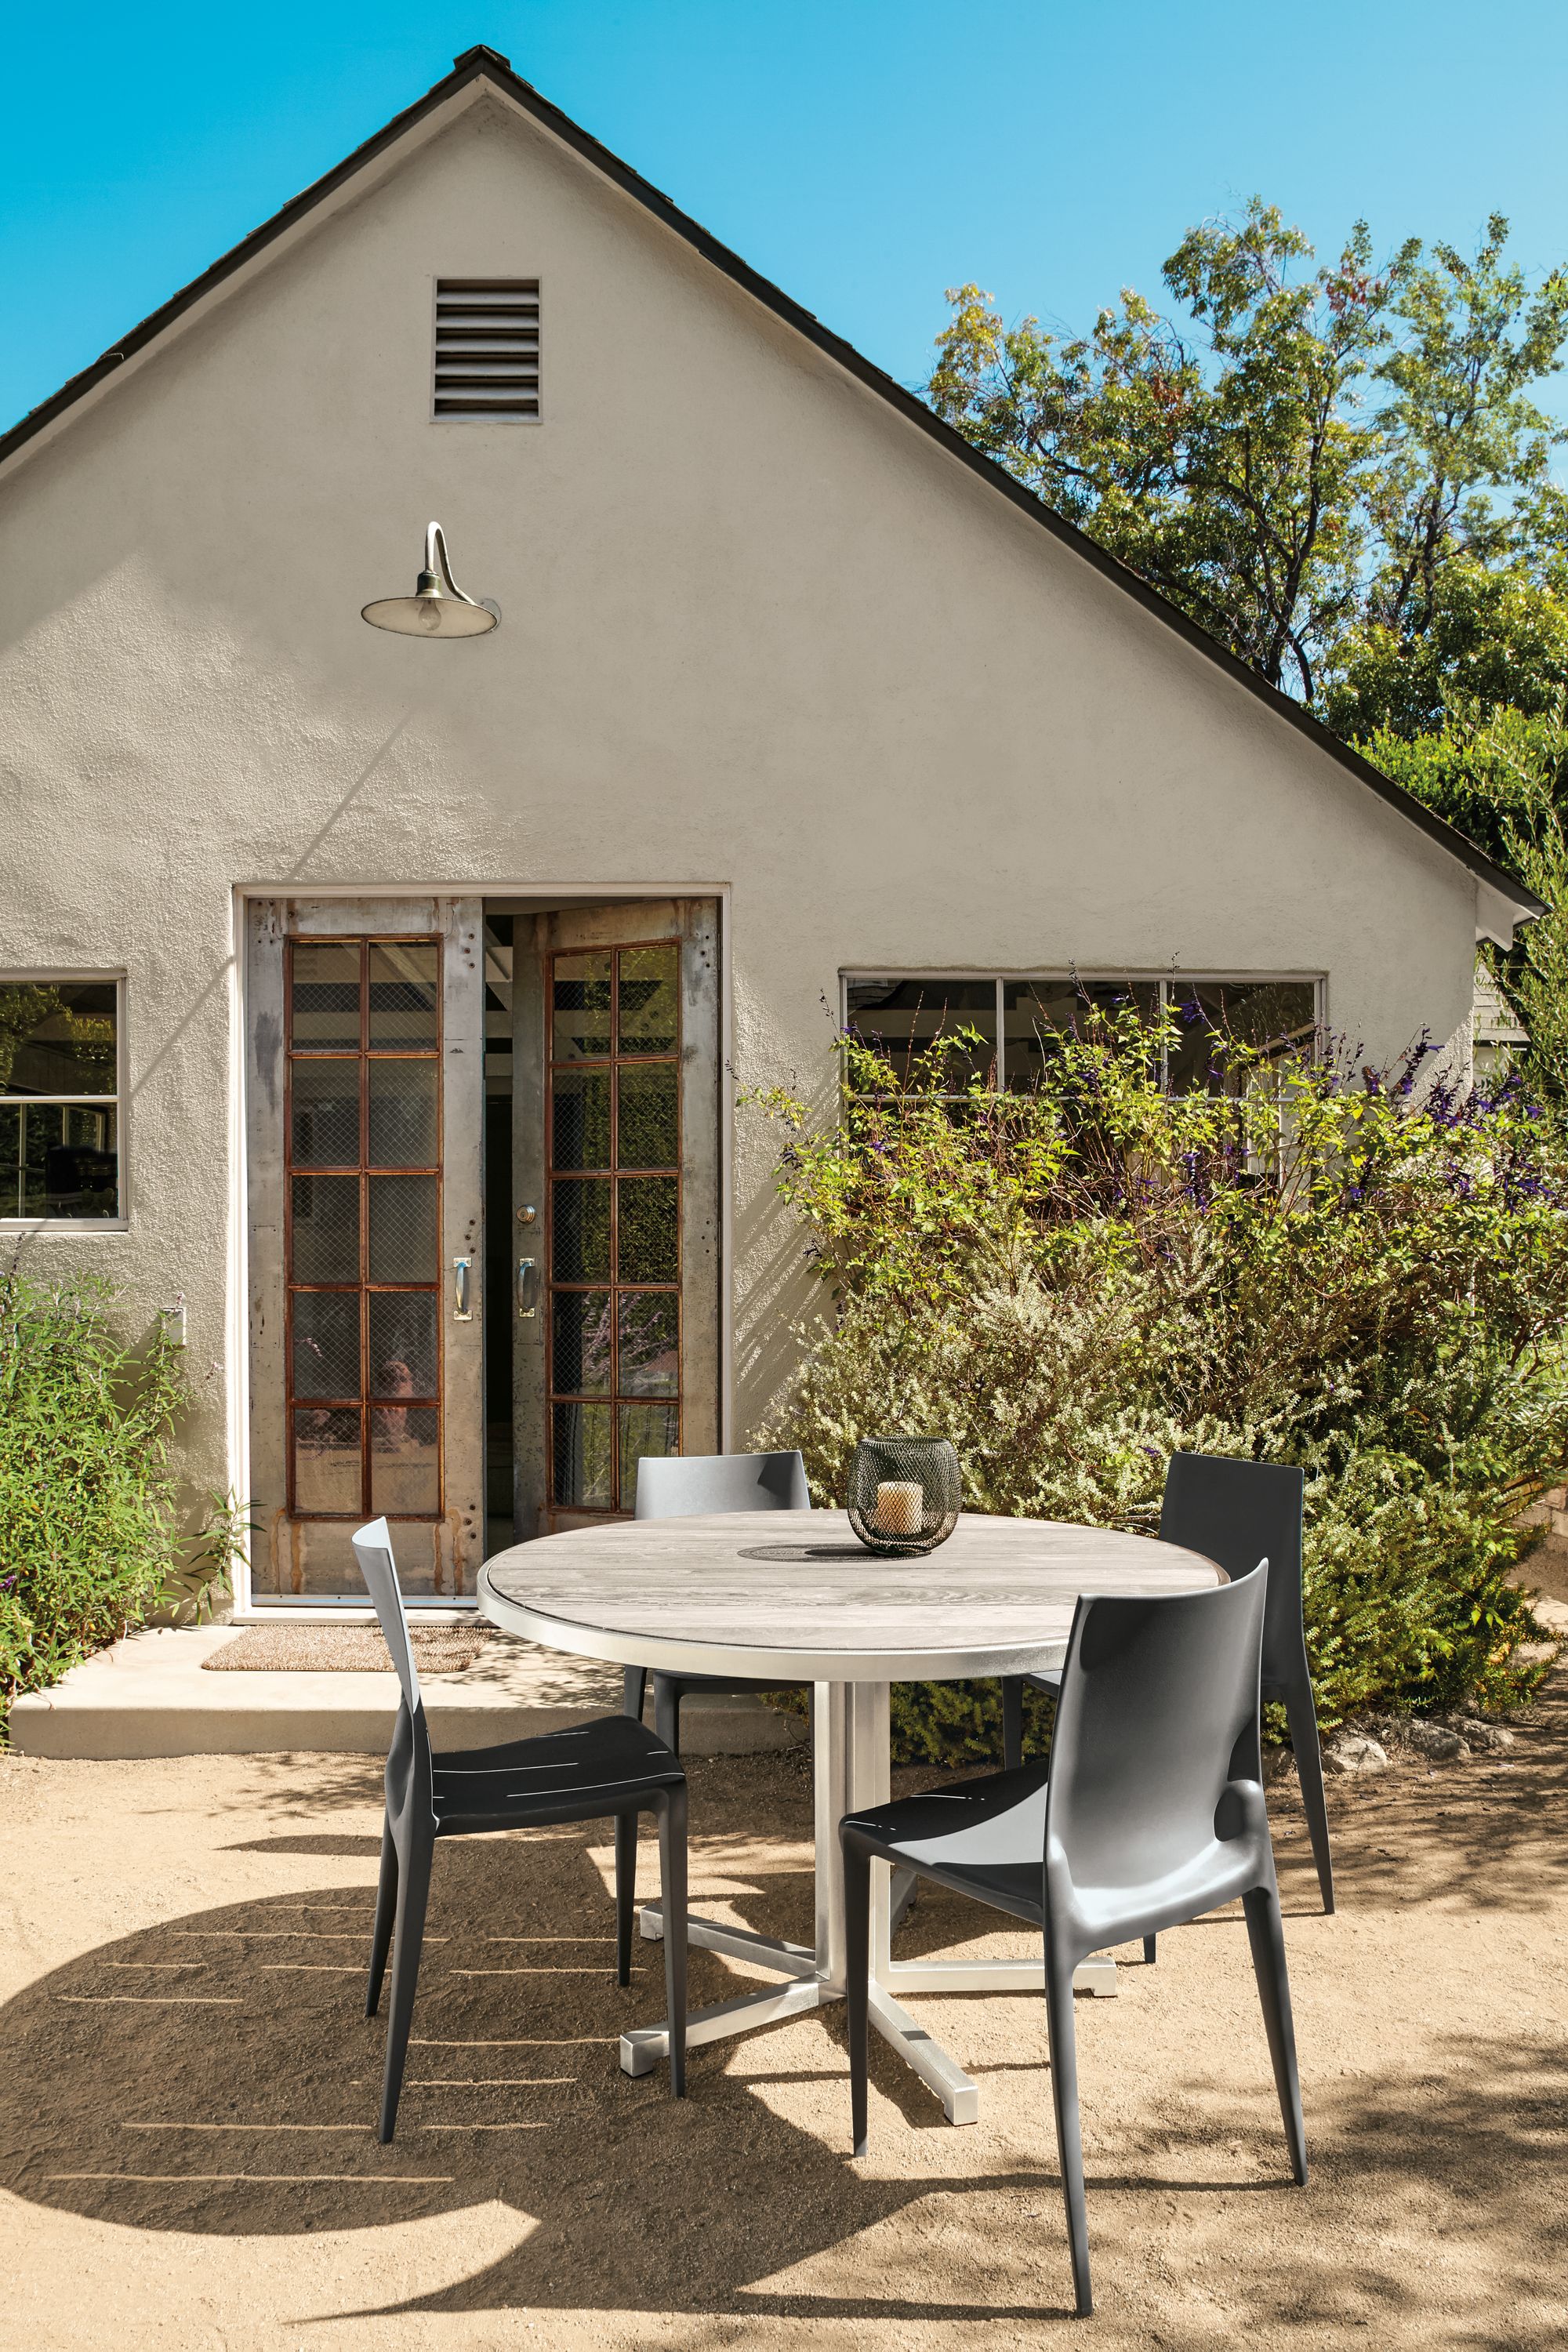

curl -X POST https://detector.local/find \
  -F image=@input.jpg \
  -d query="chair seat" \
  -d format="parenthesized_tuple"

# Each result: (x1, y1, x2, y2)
(431, 1714, 682, 1827)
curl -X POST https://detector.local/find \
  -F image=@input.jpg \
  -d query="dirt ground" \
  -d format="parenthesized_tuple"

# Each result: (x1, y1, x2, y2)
(2, 1679, 1565, 2352)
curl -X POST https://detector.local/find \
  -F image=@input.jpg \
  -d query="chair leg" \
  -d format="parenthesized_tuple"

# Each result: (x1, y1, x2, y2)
(1242, 1881, 1308, 2186)
(889, 1866, 918, 1933)
(377, 1828, 434, 2145)
(656, 1784, 688, 2098)
(1044, 1932, 1094, 2318)
(614, 1810, 637, 1987)
(1283, 1679, 1335, 1915)
(843, 1834, 873, 2156)
(1142, 1936, 1156, 1965)
(654, 1675, 682, 1756)
(1000, 1675, 1025, 1771)
(365, 1819, 398, 2018)
(623, 1666, 648, 1726)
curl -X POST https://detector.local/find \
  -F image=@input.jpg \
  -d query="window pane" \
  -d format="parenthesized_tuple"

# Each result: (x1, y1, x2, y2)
(370, 1405, 441, 1515)
(844, 978, 996, 1087)
(618, 1291, 678, 1396)
(367, 1174, 438, 1282)
(291, 1175, 359, 1283)
(368, 1292, 439, 1399)
(2, 1102, 118, 1218)
(553, 953, 613, 1060)
(368, 943, 439, 1050)
(553, 1400, 613, 1508)
(552, 1288, 612, 1395)
(617, 1176, 678, 1283)
(1168, 982, 1318, 1096)
(290, 946, 360, 1052)
(0, 980, 118, 1098)
(618, 1062, 678, 1168)
(291, 1060, 359, 1167)
(292, 1292, 361, 1400)
(293, 1407, 362, 1513)
(367, 1059, 437, 1167)
(552, 1178, 611, 1281)
(619, 1403, 679, 1509)
(1003, 979, 1160, 1088)
(552, 1067, 612, 1170)
(618, 946, 678, 1056)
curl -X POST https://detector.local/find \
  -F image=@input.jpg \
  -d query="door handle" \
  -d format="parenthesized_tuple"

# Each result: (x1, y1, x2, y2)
(452, 1255, 473, 1322)
(517, 1256, 538, 1318)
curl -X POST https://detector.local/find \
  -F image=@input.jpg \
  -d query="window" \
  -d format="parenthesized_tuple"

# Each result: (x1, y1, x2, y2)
(844, 974, 1319, 1096)
(0, 978, 122, 1221)
(432, 279, 540, 420)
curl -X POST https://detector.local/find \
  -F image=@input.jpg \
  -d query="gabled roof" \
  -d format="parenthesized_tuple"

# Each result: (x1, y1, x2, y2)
(0, 45, 1541, 927)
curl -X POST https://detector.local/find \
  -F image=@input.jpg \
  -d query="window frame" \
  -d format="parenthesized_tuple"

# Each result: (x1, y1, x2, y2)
(0, 969, 128, 1230)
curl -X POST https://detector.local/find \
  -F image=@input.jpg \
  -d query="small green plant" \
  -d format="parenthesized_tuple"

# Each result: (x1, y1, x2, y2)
(0, 1271, 188, 1733)
(161, 1488, 256, 1622)
(748, 1009, 1568, 1761)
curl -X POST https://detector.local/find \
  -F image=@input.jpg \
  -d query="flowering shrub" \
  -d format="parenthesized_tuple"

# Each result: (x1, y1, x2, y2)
(749, 1007, 1568, 1760)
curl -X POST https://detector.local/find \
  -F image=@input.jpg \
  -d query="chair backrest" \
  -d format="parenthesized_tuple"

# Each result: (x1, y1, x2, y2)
(1045, 1563, 1268, 1894)
(633, 1449, 812, 1519)
(351, 1517, 423, 1721)
(1161, 1452, 1305, 1685)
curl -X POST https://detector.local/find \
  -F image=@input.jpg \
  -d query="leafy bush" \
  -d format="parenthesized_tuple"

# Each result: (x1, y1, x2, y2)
(0, 1272, 196, 1730)
(748, 1007, 1568, 1761)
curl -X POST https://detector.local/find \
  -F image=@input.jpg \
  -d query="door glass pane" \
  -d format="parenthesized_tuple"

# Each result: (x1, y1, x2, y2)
(370, 1405, 441, 1514)
(618, 946, 678, 1055)
(0, 979, 118, 1095)
(290, 945, 361, 1052)
(291, 1061, 360, 1167)
(292, 1292, 361, 1400)
(620, 1403, 679, 1509)
(617, 1176, 678, 1282)
(293, 1407, 362, 1512)
(553, 953, 613, 1059)
(618, 1062, 677, 1168)
(367, 1174, 438, 1281)
(553, 1178, 611, 1281)
(618, 1291, 678, 1395)
(553, 1067, 612, 1169)
(553, 1401, 613, 1507)
(552, 1289, 612, 1394)
(368, 944, 439, 1049)
(368, 1059, 438, 1167)
(291, 1174, 359, 1283)
(368, 1291, 438, 1399)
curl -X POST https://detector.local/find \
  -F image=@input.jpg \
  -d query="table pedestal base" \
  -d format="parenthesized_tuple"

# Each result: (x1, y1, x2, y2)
(619, 1681, 1118, 2123)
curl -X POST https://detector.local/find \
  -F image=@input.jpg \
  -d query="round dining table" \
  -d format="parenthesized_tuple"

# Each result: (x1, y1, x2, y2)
(479, 1508, 1223, 2125)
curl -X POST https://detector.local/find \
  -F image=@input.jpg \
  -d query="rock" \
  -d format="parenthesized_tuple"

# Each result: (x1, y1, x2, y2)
(1262, 1748, 1296, 1784)
(1324, 1733, 1389, 1776)
(1450, 1715, 1515, 1755)
(1406, 1720, 1468, 1761)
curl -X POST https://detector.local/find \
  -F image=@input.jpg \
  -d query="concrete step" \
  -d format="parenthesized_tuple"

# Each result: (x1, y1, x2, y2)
(7, 1625, 805, 1760)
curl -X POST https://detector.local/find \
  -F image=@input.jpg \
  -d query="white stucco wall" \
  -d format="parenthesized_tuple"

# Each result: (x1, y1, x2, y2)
(0, 86, 1486, 1513)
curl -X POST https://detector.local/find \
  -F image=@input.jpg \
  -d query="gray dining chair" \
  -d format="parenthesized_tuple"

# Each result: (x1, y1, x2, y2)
(622, 1450, 812, 1751)
(1000, 1454, 1334, 1921)
(353, 1518, 689, 2141)
(840, 1559, 1306, 2318)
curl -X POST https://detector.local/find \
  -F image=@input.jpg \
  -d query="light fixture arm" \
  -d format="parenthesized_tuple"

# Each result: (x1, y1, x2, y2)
(426, 521, 484, 609)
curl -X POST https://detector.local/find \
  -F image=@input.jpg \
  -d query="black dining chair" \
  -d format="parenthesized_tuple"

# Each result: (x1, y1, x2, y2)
(1000, 1454, 1334, 1918)
(622, 1450, 813, 1751)
(352, 1517, 689, 2142)
(841, 1560, 1306, 2318)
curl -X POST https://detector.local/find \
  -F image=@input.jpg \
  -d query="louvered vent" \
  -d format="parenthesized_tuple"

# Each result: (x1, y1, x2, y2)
(432, 279, 540, 421)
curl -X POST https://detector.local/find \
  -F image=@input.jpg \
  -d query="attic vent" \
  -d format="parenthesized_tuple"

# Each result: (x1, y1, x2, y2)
(433, 279, 540, 421)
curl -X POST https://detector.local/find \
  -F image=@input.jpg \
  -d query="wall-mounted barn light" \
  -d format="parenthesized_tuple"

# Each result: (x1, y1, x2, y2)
(361, 521, 500, 637)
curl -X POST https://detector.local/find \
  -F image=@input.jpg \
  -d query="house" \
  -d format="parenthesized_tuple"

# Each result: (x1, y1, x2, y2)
(0, 47, 1540, 1614)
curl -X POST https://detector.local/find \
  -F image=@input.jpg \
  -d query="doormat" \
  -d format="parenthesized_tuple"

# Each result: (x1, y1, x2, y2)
(203, 1626, 496, 1675)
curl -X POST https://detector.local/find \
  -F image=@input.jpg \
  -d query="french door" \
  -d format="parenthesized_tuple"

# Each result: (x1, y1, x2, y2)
(245, 898, 485, 1602)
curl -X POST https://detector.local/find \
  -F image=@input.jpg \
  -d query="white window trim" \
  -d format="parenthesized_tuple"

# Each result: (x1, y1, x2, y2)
(0, 970, 127, 1231)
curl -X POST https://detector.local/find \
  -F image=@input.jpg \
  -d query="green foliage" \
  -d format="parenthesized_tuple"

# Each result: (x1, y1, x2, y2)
(0, 1272, 205, 1730)
(748, 1018, 1566, 1762)
(1328, 561, 1568, 745)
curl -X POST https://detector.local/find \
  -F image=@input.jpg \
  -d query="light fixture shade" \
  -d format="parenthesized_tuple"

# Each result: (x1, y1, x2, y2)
(362, 523, 499, 637)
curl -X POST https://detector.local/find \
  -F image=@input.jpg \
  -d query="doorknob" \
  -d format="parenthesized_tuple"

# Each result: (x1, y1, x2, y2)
(452, 1255, 473, 1321)
(517, 1256, 538, 1318)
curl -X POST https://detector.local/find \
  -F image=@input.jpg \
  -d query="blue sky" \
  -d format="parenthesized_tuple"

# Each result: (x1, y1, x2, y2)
(4, 1, 1568, 434)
